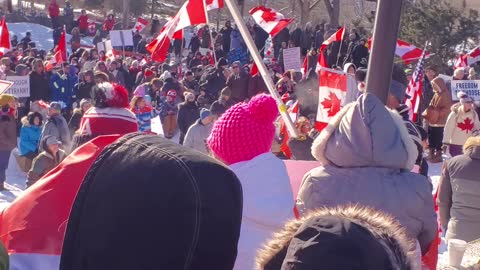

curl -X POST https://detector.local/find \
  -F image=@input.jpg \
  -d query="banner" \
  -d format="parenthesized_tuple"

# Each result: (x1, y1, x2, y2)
(5, 76, 30, 97)
(450, 80, 480, 101)
(283, 47, 301, 72)
(110, 30, 134, 47)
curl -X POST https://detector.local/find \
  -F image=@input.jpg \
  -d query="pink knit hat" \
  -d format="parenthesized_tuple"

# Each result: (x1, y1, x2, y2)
(207, 94, 278, 165)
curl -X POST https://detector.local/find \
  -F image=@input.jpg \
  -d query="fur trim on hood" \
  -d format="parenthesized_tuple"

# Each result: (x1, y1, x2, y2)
(311, 93, 418, 170)
(431, 77, 448, 93)
(256, 205, 415, 270)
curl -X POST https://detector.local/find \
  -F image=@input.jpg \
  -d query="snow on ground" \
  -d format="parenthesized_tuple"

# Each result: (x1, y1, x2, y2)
(8, 23, 94, 51)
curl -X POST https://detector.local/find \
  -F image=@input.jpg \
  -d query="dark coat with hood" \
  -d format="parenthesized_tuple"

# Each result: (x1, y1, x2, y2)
(75, 81, 95, 100)
(210, 97, 234, 117)
(226, 71, 250, 103)
(177, 101, 200, 136)
(29, 71, 51, 102)
(205, 59, 228, 98)
(60, 133, 243, 270)
(296, 94, 437, 254)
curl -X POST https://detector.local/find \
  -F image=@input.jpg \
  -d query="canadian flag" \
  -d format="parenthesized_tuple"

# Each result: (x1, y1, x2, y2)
(139, 57, 148, 66)
(454, 54, 467, 69)
(206, 0, 224, 11)
(106, 49, 116, 61)
(45, 50, 64, 71)
(315, 68, 347, 131)
(0, 17, 11, 57)
(133, 17, 149, 33)
(321, 27, 345, 51)
(249, 6, 294, 37)
(280, 101, 300, 158)
(147, 0, 207, 62)
(57, 26, 67, 61)
(465, 46, 480, 66)
(0, 135, 122, 270)
(367, 38, 428, 65)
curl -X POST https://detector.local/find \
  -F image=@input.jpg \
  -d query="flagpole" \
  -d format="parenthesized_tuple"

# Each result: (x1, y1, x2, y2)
(223, 0, 298, 138)
(335, 25, 346, 68)
(203, 0, 218, 64)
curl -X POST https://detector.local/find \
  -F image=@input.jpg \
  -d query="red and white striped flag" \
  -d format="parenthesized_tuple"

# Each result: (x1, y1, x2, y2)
(321, 27, 345, 51)
(133, 17, 149, 33)
(367, 38, 428, 65)
(0, 17, 11, 57)
(405, 46, 427, 122)
(45, 50, 64, 71)
(249, 6, 294, 37)
(315, 68, 347, 131)
(454, 54, 467, 70)
(206, 0, 224, 11)
(147, 0, 207, 62)
(465, 46, 480, 66)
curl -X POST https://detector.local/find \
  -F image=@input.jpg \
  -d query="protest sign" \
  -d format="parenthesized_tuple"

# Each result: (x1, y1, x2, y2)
(110, 30, 134, 47)
(283, 47, 302, 72)
(451, 80, 480, 101)
(199, 48, 212, 56)
(0, 80, 14, 95)
(5, 76, 30, 97)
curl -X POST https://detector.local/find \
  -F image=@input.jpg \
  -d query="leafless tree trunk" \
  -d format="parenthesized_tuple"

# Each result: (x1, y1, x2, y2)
(123, 0, 130, 29)
(297, 0, 322, 25)
(323, 0, 340, 27)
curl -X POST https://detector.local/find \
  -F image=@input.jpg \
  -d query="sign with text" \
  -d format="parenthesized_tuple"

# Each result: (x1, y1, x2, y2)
(283, 47, 302, 72)
(0, 80, 14, 95)
(451, 80, 480, 101)
(110, 30, 134, 47)
(5, 76, 30, 97)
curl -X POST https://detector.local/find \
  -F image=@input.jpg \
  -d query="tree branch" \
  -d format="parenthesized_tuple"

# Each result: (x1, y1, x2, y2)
(322, 0, 334, 14)
(309, 0, 321, 10)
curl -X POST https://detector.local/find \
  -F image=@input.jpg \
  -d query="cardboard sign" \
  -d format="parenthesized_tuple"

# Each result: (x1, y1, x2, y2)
(451, 80, 480, 101)
(110, 30, 134, 47)
(5, 76, 30, 97)
(283, 47, 302, 72)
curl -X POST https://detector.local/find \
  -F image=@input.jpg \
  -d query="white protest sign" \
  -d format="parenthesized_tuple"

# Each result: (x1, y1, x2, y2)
(110, 30, 134, 47)
(450, 80, 480, 101)
(97, 42, 105, 52)
(283, 47, 302, 72)
(5, 76, 30, 97)
(0, 80, 14, 95)
(199, 48, 212, 56)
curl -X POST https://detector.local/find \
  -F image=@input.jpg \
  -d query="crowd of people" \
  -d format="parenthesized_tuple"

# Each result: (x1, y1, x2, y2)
(0, 9, 480, 269)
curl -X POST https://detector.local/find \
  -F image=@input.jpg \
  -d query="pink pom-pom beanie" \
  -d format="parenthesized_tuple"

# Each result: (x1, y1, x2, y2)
(207, 94, 278, 165)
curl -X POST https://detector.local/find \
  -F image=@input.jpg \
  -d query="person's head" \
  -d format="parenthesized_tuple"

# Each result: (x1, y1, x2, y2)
(296, 117, 312, 135)
(80, 99, 92, 112)
(15, 64, 29, 76)
(72, 27, 80, 35)
(62, 62, 70, 74)
(108, 14, 114, 20)
(195, 51, 202, 59)
(70, 57, 79, 66)
(200, 108, 213, 125)
(469, 67, 476, 78)
(150, 78, 163, 91)
(184, 91, 196, 103)
(44, 135, 61, 155)
(26, 32, 31, 38)
(281, 41, 287, 49)
(27, 111, 43, 126)
(425, 66, 438, 81)
(256, 205, 415, 270)
(92, 82, 129, 108)
(166, 90, 177, 102)
(405, 69, 413, 81)
(96, 61, 107, 73)
(220, 87, 231, 101)
(109, 61, 118, 72)
(84, 70, 94, 83)
(130, 96, 146, 109)
(184, 71, 194, 81)
(457, 91, 474, 112)
(231, 61, 241, 75)
(343, 63, 356, 75)
(48, 102, 62, 116)
(454, 68, 465, 80)
(94, 72, 109, 84)
(81, 9, 86, 15)
(81, 50, 90, 60)
(387, 80, 407, 110)
(207, 94, 278, 165)
(33, 59, 44, 74)
(225, 20, 231, 28)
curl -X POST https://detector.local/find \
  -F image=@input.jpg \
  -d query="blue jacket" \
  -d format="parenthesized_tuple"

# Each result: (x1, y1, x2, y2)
(19, 118, 42, 156)
(131, 106, 159, 132)
(49, 71, 78, 107)
(157, 98, 178, 122)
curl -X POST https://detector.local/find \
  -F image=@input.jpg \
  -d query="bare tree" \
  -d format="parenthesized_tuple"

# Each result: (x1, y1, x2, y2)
(322, 0, 340, 27)
(123, 0, 130, 29)
(296, 0, 322, 24)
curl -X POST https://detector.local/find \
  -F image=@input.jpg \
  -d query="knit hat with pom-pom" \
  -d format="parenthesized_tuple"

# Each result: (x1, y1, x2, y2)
(92, 82, 130, 108)
(207, 94, 278, 165)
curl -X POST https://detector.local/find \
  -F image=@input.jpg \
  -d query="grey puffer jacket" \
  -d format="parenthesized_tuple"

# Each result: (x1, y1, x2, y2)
(437, 137, 480, 242)
(296, 93, 437, 254)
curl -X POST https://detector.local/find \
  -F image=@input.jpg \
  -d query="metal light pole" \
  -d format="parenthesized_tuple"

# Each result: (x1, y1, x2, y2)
(365, 0, 404, 104)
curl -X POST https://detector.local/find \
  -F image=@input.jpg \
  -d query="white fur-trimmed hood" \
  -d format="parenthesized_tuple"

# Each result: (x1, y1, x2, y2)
(311, 93, 417, 170)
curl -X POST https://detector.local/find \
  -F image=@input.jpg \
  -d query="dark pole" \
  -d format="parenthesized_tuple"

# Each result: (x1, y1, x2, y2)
(365, 0, 403, 104)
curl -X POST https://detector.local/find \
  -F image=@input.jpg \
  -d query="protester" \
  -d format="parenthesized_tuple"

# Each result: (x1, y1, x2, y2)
(68, 99, 91, 134)
(296, 94, 437, 255)
(437, 136, 480, 242)
(29, 59, 50, 103)
(64, 1, 74, 33)
(48, 0, 60, 29)
(0, 94, 17, 191)
(75, 70, 94, 100)
(226, 61, 250, 103)
(73, 82, 138, 149)
(50, 62, 78, 109)
(420, 65, 437, 126)
(220, 21, 233, 53)
(40, 102, 71, 151)
(443, 92, 480, 157)
(453, 68, 465, 80)
(77, 10, 89, 35)
(26, 135, 66, 188)
(109, 61, 126, 86)
(103, 14, 115, 34)
(19, 112, 43, 169)
(59, 133, 243, 270)
(183, 109, 213, 154)
(207, 94, 294, 270)
(287, 117, 316, 161)
(70, 28, 81, 52)
(204, 58, 229, 103)
(256, 206, 416, 270)
(133, 78, 163, 103)
(423, 76, 452, 163)
(177, 92, 200, 145)
(276, 71, 295, 95)
(468, 67, 478, 80)
(210, 87, 233, 118)
(158, 90, 178, 139)
(130, 96, 158, 133)
(181, 71, 199, 95)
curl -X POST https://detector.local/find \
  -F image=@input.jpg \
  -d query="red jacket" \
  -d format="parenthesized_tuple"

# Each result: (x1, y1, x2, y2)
(78, 15, 89, 30)
(103, 18, 115, 32)
(48, 3, 60, 18)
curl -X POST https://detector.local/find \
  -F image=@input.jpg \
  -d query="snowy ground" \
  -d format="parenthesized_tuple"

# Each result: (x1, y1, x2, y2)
(8, 22, 94, 51)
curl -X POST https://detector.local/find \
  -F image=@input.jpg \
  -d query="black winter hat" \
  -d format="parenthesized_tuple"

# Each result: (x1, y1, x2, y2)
(60, 133, 243, 270)
(217, 57, 228, 67)
(355, 68, 367, 82)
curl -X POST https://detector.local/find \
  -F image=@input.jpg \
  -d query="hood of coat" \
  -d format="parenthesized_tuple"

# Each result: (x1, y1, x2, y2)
(311, 93, 417, 170)
(60, 133, 243, 270)
(431, 77, 448, 93)
(343, 63, 356, 74)
(451, 102, 476, 115)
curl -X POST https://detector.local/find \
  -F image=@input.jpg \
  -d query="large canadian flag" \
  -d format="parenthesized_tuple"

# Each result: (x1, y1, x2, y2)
(249, 6, 294, 37)
(147, 0, 207, 62)
(0, 17, 11, 57)
(315, 68, 348, 131)
(206, 0, 224, 11)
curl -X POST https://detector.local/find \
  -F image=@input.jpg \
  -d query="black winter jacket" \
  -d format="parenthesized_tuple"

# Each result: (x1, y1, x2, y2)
(29, 71, 51, 102)
(177, 101, 200, 135)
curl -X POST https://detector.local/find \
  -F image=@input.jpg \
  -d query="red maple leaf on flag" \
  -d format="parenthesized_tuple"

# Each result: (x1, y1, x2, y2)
(321, 92, 341, 117)
(457, 118, 474, 132)
(261, 8, 277, 22)
(135, 25, 142, 32)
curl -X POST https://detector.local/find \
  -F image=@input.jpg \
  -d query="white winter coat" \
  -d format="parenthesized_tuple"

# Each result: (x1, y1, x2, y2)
(230, 152, 294, 270)
(443, 103, 480, 146)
